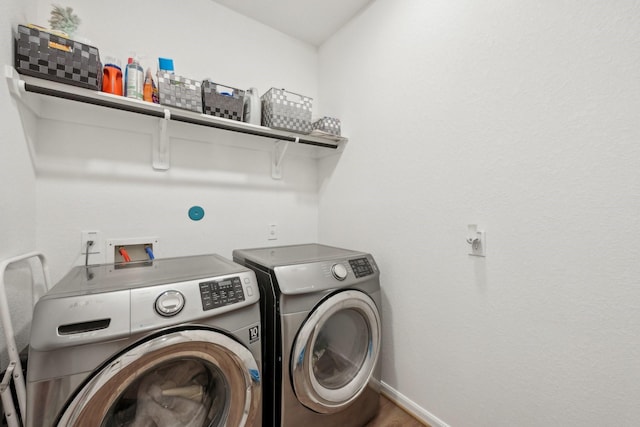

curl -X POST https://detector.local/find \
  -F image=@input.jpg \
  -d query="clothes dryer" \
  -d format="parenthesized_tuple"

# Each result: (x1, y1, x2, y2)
(27, 254, 262, 427)
(233, 244, 381, 427)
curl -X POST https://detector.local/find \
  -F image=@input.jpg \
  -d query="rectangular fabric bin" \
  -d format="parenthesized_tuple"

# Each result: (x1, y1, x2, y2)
(312, 117, 341, 136)
(14, 24, 101, 90)
(157, 72, 202, 113)
(202, 81, 245, 121)
(261, 88, 313, 133)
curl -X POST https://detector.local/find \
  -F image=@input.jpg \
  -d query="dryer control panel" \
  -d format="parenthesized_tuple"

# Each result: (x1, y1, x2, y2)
(199, 276, 245, 310)
(274, 255, 379, 295)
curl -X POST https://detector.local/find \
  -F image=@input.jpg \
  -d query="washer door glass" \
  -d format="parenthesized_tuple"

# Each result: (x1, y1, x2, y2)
(100, 358, 227, 427)
(58, 329, 261, 427)
(291, 290, 381, 414)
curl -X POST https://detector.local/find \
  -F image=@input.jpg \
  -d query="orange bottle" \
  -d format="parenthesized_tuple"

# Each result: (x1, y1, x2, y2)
(102, 58, 123, 96)
(143, 69, 153, 102)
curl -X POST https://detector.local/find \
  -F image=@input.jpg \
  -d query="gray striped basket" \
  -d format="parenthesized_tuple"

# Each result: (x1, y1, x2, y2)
(261, 88, 313, 133)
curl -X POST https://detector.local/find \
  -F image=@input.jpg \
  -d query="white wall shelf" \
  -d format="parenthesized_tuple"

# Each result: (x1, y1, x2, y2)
(5, 66, 346, 178)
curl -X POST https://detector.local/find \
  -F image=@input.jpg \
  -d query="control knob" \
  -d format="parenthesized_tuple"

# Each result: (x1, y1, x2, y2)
(155, 290, 185, 317)
(331, 263, 348, 281)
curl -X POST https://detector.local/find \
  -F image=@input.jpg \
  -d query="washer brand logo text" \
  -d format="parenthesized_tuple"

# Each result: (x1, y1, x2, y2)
(249, 326, 260, 343)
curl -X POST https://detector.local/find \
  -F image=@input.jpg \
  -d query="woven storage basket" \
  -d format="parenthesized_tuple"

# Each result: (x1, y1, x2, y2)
(202, 80, 245, 121)
(158, 72, 202, 113)
(312, 117, 341, 136)
(14, 24, 101, 90)
(261, 88, 313, 133)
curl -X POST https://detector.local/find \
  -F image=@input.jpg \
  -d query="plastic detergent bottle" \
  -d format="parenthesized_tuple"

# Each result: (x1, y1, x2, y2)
(101, 56, 123, 96)
(124, 57, 130, 97)
(125, 57, 144, 100)
(243, 87, 261, 125)
(143, 68, 153, 102)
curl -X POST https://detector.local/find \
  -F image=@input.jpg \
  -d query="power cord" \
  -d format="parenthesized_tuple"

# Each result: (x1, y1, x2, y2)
(85, 240, 94, 267)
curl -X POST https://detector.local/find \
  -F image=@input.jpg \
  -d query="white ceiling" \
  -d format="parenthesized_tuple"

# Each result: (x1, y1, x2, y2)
(211, 0, 373, 46)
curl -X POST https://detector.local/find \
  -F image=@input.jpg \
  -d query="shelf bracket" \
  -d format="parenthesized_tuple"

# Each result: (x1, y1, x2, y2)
(153, 108, 171, 170)
(6, 66, 41, 169)
(5, 65, 25, 100)
(272, 138, 294, 179)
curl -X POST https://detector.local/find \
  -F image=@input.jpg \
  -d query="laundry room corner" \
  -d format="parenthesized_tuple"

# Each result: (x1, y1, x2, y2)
(3, 0, 640, 426)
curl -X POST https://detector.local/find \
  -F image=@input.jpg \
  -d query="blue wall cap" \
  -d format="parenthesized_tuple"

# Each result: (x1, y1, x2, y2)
(188, 205, 205, 221)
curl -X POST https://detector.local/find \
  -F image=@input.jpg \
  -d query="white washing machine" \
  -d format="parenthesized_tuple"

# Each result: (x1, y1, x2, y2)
(26, 254, 262, 427)
(233, 244, 381, 427)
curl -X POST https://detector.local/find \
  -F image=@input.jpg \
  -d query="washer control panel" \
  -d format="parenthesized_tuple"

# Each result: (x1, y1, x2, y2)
(198, 276, 245, 311)
(349, 257, 374, 278)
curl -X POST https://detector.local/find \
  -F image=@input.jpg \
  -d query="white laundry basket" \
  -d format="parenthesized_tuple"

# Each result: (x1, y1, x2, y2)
(0, 252, 51, 427)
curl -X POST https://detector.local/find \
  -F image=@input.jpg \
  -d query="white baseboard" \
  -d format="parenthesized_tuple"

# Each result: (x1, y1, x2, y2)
(380, 381, 450, 427)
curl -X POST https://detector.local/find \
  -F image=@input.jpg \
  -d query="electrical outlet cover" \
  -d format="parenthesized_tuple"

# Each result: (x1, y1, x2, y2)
(81, 230, 101, 254)
(268, 224, 278, 240)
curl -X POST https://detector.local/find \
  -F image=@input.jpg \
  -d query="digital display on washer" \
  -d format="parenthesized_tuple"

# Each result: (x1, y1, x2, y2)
(199, 276, 245, 310)
(349, 258, 374, 278)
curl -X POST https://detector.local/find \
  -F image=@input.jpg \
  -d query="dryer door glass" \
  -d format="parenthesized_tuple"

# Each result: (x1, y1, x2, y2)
(291, 290, 381, 414)
(312, 309, 369, 389)
(57, 329, 261, 427)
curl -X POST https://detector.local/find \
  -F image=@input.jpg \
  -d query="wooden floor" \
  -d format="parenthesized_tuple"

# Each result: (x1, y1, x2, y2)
(364, 395, 429, 427)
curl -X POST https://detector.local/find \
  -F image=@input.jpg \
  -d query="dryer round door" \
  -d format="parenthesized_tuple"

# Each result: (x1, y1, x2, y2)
(57, 328, 261, 427)
(291, 290, 381, 414)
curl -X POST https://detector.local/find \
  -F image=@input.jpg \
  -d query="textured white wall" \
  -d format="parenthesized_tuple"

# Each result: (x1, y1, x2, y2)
(25, 0, 321, 282)
(0, 0, 39, 369)
(318, 1, 640, 426)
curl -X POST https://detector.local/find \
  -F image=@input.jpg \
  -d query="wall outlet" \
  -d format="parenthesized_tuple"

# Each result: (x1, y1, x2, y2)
(268, 224, 278, 240)
(81, 230, 102, 254)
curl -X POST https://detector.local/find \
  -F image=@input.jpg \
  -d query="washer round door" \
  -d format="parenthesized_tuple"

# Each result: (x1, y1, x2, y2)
(291, 290, 381, 414)
(57, 328, 261, 427)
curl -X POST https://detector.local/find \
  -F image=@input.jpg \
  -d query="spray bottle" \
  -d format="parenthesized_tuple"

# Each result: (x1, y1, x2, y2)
(143, 68, 159, 103)
(125, 56, 144, 100)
